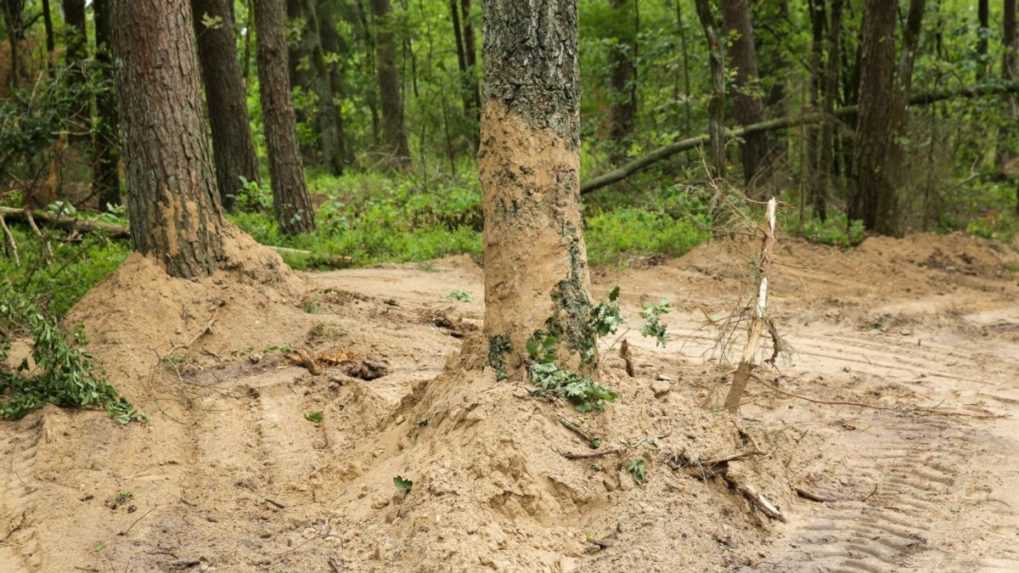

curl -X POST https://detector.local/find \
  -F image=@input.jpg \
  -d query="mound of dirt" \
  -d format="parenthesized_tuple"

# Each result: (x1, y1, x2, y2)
(0, 235, 815, 573)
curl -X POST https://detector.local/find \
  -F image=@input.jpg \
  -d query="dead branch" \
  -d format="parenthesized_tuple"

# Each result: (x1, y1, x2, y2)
(557, 447, 622, 460)
(23, 210, 53, 261)
(558, 416, 599, 447)
(795, 487, 835, 503)
(0, 213, 20, 265)
(581, 80, 1019, 193)
(729, 479, 786, 522)
(619, 338, 635, 377)
(723, 198, 777, 413)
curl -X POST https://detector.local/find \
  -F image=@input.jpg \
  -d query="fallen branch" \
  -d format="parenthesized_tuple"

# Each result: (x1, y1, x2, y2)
(558, 416, 599, 448)
(558, 447, 622, 460)
(729, 479, 786, 522)
(0, 213, 19, 265)
(580, 80, 1019, 194)
(795, 487, 835, 503)
(0, 207, 352, 268)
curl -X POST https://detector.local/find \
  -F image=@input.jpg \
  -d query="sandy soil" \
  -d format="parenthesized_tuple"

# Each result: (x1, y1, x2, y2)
(2, 231, 1019, 572)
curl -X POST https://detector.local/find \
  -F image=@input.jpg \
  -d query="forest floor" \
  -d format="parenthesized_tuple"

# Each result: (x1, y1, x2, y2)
(2, 230, 1019, 572)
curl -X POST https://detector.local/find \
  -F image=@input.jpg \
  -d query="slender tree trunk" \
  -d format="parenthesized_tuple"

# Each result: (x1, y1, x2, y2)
(371, 0, 411, 168)
(481, 0, 598, 378)
(807, 0, 825, 219)
(254, 0, 317, 234)
(112, 0, 225, 278)
(674, 0, 692, 134)
(192, 0, 261, 211)
(461, 0, 481, 120)
(818, 0, 844, 222)
(62, 0, 89, 130)
(608, 0, 637, 156)
(92, 0, 121, 211)
(979, 0, 990, 80)
(317, 0, 351, 165)
(1003, 0, 1019, 213)
(41, 0, 54, 59)
(695, 0, 726, 178)
(244, 0, 255, 82)
(449, 0, 473, 121)
(2, 0, 25, 89)
(722, 0, 768, 184)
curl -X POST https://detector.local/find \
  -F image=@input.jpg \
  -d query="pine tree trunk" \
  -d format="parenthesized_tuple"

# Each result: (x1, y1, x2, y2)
(62, 0, 89, 131)
(1, 1, 24, 89)
(371, 0, 411, 168)
(192, 0, 261, 212)
(608, 0, 637, 156)
(481, 0, 598, 378)
(317, 0, 350, 165)
(92, 0, 121, 211)
(807, 0, 825, 219)
(41, 0, 54, 58)
(461, 0, 481, 121)
(979, 0, 990, 80)
(852, 0, 897, 234)
(694, 0, 726, 178)
(818, 0, 844, 222)
(722, 0, 767, 184)
(112, 0, 225, 278)
(1004, 0, 1019, 213)
(253, 0, 316, 234)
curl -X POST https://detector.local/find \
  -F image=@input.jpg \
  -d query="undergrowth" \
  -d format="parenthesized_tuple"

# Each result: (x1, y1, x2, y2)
(0, 281, 142, 423)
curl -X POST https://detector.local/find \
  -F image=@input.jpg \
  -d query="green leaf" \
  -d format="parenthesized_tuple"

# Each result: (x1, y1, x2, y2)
(393, 475, 413, 495)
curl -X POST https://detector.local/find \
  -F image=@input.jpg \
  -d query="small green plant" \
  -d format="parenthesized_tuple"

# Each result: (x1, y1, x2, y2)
(304, 411, 323, 424)
(626, 458, 647, 485)
(590, 287, 624, 337)
(0, 282, 142, 423)
(640, 300, 671, 348)
(446, 289, 472, 302)
(528, 362, 618, 413)
(115, 491, 133, 505)
(393, 475, 413, 495)
(799, 214, 865, 248)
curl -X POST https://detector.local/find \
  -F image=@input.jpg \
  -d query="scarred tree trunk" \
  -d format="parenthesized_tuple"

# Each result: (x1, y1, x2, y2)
(722, 0, 767, 184)
(112, 0, 225, 278)
(852, 0, 897, 233)
(254, 0, 316, 234)
(371, 0, 411, 168)
(695, 0, 726, 178)
(92, 0, 121, 211)
(608, 0, 637, 155)
(481, 0, 598, 378)
(192, 0, 261, 211)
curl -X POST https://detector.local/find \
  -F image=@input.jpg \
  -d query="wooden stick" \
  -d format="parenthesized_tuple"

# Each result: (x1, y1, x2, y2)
(724, 198, 777, 413)
(0, 213, 20, 265)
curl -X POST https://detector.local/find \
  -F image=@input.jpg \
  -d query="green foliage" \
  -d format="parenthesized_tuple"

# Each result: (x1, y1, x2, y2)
(640, 301, 671, 348)
(590, 287, 623, 337)
(304, 410, 323, 424)
(798, 214, 866, 248)
(585, 208, 710, 265)
(446, 289, 472, 302)
(626, 458, 647, 485)
(0, 282, 142, 423)
(393, 475, 413, 495)
(528, 362, 618, 413)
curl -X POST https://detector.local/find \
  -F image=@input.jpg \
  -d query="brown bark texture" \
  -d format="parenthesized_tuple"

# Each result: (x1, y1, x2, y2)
(92, 0, 121, 211)
(722, 0, 768, 184)
(192, 0, 261, 211)
(112, 0, 225, 278)
(371, 0, 411, 168)
(695, 0, 726, 178)
(254, 0, 317, 234)
(608, 0, 637, 149)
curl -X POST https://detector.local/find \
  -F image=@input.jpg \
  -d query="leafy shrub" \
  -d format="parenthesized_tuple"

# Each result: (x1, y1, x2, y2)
(798, 213, 865, 248)
(585, 208, 709, 265)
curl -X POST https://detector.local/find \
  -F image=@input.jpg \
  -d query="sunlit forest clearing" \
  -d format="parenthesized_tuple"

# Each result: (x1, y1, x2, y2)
(2, 0, 1019, 571)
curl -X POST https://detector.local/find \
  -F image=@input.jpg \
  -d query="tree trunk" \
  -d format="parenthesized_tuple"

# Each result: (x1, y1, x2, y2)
(112, 0, 225, 278)
(62, 0, 89, 129)
(461, 0, 481, 121)
(818, 0, 844, 222)
(722, 0, 767, 184)
(41, 0, 54, 58)
(192, 0, 261, 212)
(979, 0, 990, 79)
(481, 0, 598, 378)
(1004, 0, 1019, 213)
(92, 0, 121, 211)
(852, 0, 898, 234)
(807, 0, 825, 219)
(674, 0, 692, 133)
(608, 0, 637, 156)
(694, 0, 726, 178)
(317, 0, 351, 165)
(1, 1, 25, 89)
(370, 0, 411, 168)
(254, 0, 316, 235)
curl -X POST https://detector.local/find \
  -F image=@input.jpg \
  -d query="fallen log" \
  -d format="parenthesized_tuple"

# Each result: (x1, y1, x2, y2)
(0, 207, 352, 268)
(580, 81, 1019, 194)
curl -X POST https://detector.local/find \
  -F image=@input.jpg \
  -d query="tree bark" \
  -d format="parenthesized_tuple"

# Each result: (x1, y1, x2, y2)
(979, 0, 990, 79)
(112, 0, 225, 278)
(62, 0, 89, 130)
(461, 0, 481, 121)
(192, 0, 261, 212)
(694, 0, 726, 178)
(1, 1, 25, 89)
(254, 0, 316, 234)
(722, 0, 768, 184)
(817, 0, 844, 222)
(1004, 0, 1019, 213)
(481, 0, 598, 378)
(370, 0, 411, 168)
(41, 0, 54, 58)
(316, 0, 351, 165)
(852, 0, 898, 234)
(92, 0, 121, 211)
(608, 0, 637, 155)
(807, 0, 825, 219)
